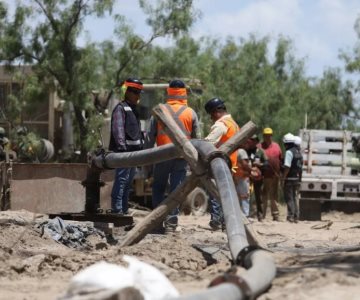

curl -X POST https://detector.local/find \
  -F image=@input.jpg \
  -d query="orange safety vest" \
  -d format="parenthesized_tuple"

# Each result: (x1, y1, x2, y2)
(217, 117, 240, 169)
(156, 100, 194, 146)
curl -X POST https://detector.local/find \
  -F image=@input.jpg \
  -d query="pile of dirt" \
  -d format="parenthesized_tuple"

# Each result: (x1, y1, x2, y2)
(0, 208, 359, 300)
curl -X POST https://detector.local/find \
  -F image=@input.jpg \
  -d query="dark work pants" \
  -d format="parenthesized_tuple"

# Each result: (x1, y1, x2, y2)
(284, 180, 300, 219)
(152, 158, 187, 226)
(253, 180, 263, 218)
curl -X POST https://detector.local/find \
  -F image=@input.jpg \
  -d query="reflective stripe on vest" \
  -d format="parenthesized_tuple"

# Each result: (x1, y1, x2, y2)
(108, 102, 143, 152)
(218, 117, 240, 168)
(126, 140, 141, 145)
(156, 103, 193, 146)
(166, 95, 187, 100)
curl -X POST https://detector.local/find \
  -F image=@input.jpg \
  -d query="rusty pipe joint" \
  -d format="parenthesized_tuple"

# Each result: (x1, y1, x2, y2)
(209, 266, 253, 300)
(235, 245, 263, 267)
(203, 150, 232, 172)
(87, 148, 114, 170)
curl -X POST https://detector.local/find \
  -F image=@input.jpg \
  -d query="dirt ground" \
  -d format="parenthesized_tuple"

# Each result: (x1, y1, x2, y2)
(0, 205, 359, 300)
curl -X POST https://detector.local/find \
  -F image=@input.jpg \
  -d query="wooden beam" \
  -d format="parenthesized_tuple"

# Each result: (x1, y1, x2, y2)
(219, 120, 257, 155)
(120, 175, 200, 246)
(153, 104, 202, 174)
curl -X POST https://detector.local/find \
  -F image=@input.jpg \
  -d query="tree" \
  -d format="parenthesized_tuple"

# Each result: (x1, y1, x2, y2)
(140, 34, 356, 138)
(0, 0, 199, 160)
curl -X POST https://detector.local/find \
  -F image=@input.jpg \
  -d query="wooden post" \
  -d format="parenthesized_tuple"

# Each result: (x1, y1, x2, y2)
(219, 121, 257, 155)
(120, 175, 200, 247)
(153, 104, 222, 200)
(153, 104, 203, 174)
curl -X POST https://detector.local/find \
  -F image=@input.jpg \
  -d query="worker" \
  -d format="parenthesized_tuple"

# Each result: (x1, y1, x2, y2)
(293, 135, 303, 218)
(282, 133, 303, 223)
(244, 134, 268, 221)
(0, 127, 9, 161)
(109, 77, 144, 215)
(259, 127, 283, 221)
(204, 97, 239, 230)
(147, 79, 200, 232)
(234, 148, 252, 217)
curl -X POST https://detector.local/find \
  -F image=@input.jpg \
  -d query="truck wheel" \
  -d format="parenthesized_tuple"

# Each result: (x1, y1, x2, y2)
(299, 199, 322, 221)
(182, 187, 208, 216)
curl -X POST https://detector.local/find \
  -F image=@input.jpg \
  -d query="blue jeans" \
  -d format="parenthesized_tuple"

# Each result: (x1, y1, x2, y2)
(235, 177, 250, 217)
(111, 167, 136, 214)
(152, 159, 187, 225)
(209, 196, 224, 223)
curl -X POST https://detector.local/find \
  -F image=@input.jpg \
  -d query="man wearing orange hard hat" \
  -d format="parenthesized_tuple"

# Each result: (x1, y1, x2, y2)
(147, 79, 200, 232)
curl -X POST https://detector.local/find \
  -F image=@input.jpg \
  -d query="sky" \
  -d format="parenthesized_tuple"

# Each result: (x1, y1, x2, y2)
(5, 0, 360, 78)
(81, 0, 360, 79)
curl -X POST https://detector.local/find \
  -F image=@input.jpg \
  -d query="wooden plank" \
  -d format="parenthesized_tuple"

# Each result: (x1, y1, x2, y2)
(303, 141, 353, 152)
(120, 175, 200, 246)
(300, 129, 352, 140)
(303, 166, 352, 175)
(303, 153, 360, 166)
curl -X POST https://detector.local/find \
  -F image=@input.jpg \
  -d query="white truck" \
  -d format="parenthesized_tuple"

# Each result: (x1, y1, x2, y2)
(299, 129, 360, 220)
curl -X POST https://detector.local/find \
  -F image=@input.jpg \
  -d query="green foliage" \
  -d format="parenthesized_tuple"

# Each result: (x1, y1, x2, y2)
(137, 34, 356, 140)
(140, 0, 200, 38)
(0, 0, 357, 159)
(12, 130, 43, 162)
(0, 0, 197, 160)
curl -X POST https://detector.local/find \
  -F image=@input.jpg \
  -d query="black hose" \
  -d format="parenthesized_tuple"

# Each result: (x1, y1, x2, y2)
(92, 143, 179, 169)
(192, 140, 248, 259)
(210, 157, 249, 258)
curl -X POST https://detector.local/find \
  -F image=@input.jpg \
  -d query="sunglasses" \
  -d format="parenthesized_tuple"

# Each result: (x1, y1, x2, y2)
(128, 88, 142, 95)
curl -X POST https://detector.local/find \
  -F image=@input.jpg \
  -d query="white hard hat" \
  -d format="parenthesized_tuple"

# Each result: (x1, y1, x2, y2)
(283, 133, 295, 144)
(294, 136, 302, 146)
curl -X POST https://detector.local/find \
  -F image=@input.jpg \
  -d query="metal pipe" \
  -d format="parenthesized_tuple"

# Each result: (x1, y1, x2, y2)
(91, 143, 179, 169)
(192, 140, 248, 258)
(173, 250, 276, 300)
(211, 157, 249, 258)
(174, 283, 244, 300)
(241, 250, 276, 297)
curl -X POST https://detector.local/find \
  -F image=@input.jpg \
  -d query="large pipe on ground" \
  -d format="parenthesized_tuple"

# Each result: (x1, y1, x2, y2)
(173, 249, 276, 300)
(192, 140, 248, 258)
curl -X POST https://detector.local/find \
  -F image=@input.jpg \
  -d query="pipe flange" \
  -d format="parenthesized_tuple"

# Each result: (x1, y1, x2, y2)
(209, 269, 252, 300)
(204, 150, 232, 170)
(235, 245, 261, 267)
(101, 151, 114, 170)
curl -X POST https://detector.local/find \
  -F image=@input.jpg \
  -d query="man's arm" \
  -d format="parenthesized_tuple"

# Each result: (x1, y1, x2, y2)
(145, 116, 157, 148)
(282, 150, 293, 179)
(111, 105, 127, 151)
(191, 110, 201, 139)
(204, 121, 227, 145)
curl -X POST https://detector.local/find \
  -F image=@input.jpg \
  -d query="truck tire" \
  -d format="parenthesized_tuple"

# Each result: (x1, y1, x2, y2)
(299, 199, 322, 221)
(181, 187, 208, 216)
